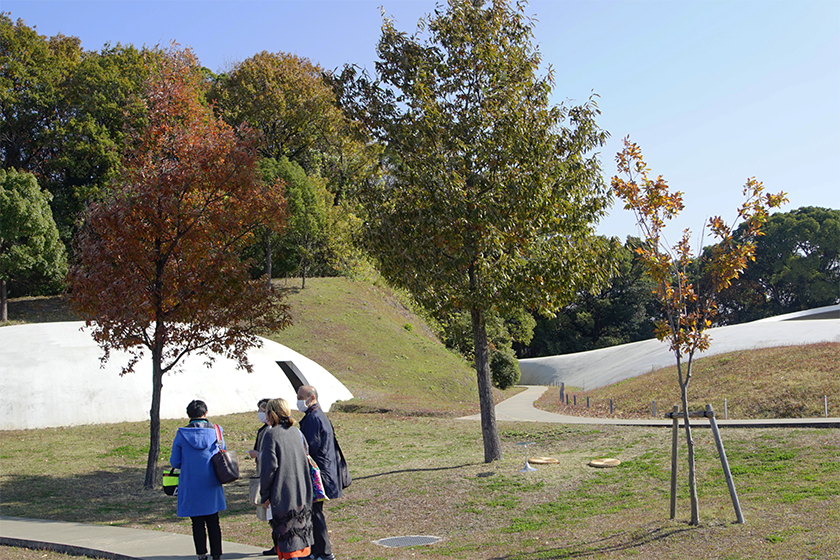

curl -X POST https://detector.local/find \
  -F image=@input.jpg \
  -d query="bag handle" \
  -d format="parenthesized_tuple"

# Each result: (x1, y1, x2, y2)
(213, 423, 225, 450)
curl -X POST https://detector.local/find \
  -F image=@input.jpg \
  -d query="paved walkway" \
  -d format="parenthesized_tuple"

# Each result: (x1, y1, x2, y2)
(3, 387, 838, 559)
(0, 515, 264, 560)
(458, 385, 840, 428)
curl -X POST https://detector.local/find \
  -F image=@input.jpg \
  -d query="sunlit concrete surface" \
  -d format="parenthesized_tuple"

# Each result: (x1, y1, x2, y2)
(518, 305, 840, 391)
(0, 321, 353, 430)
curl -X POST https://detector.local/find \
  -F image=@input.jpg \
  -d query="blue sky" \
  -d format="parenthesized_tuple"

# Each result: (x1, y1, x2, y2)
(5, 0, 839, 242)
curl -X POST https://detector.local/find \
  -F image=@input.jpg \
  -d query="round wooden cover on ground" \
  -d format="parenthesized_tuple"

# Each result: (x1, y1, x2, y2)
(529, 457, 559, 464)
(588, 458, 621, 468)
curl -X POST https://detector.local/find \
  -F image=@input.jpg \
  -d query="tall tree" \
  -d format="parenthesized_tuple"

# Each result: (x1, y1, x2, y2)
(0, 169, 67, 321)
(718, 206, 840, 323)
(260, 157, 331, 288)
(1, 15, 153, 243)
(67, 47, 290, 489)
(612, 137, 787, 525)
(209, 51, 343, 170)
(358, 0, 615, 462)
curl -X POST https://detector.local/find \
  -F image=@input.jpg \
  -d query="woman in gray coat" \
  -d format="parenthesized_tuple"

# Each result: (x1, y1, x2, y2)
(259, 398, 313, 559)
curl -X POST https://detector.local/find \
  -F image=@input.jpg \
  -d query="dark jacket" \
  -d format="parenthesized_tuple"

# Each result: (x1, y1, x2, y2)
(299, 402, 341, 499)
(259, 422, 313, 553)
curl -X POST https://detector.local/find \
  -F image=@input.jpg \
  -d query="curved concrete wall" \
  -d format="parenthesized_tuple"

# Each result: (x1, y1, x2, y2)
(0, 321, 353, 430)
(518, 305, 840, 390)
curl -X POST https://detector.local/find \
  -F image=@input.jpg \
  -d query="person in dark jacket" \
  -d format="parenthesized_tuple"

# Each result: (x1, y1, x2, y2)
(170, 400, 227, 560)
(297, 385, 340, 560)
(260, 398, 314, 559)
(247, 398, 275, 556)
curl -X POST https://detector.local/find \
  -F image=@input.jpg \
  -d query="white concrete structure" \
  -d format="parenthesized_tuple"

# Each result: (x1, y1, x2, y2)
(518, 305, 840, 390)
(0, 321, 353, 430)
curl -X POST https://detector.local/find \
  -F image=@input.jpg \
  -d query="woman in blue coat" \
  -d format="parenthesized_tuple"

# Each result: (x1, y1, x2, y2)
(170, 400, 227, 560)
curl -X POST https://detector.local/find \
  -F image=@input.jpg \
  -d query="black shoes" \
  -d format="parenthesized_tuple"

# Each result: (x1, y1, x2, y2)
(262, 547, 276, 556)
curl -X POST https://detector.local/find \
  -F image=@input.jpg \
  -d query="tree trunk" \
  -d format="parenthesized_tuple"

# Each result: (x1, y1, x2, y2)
(265, 228, 273, 290)
(471, 306, 502, 463)
(144, 327, 165, 490)
(678, 361, 699, 525)
(1, 279, 7, 323)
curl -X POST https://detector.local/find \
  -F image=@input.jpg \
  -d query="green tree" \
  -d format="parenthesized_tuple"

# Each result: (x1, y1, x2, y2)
(612, 137, 787, 525)
(1, 15, 153, 243)
(718, 206, 840, 322)
(358, 0, 615, 462)
(67, 48, 290, 489)
(259, 157, 332, 288)
(525, 237, 659, 356)
(209, 51, 344, 170)
(0, 169, 67, 321)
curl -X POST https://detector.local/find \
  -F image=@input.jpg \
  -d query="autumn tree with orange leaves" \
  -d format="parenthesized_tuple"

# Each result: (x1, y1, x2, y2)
(612, 137, 787, 525)
(67, 47, 290, 489)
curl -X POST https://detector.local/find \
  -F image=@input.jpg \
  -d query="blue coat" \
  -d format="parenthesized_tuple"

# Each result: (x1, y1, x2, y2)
(170, 421, 227, 517)
(299, 403, 341, 499)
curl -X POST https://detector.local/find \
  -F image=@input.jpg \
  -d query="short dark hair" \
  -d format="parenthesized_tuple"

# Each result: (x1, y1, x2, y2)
(258, 398, 270, 408)
(187, 400, 208, 419)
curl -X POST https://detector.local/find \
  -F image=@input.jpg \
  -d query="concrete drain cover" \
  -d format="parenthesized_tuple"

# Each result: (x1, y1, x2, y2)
(374, 535, 442, 548)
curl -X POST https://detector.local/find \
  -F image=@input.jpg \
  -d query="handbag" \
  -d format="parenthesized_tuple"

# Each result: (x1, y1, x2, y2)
(308, 455, 328, 502)
(162, 468, 179, 496)
(211, 423, 240, 484)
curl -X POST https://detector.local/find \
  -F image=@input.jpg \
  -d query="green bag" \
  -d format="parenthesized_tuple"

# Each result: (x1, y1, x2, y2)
(162, 468, 179, 496)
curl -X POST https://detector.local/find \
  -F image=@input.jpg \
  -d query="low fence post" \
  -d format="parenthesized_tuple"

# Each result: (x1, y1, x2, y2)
(652, 400, 657, 417)
(724, 398, 728, 420)
(573, 395, 577, 406)
(609, 398, 614, 415)
(586, 396, 590, 409)
(559, 382, 565, 403)
(826, 396, 829, 418)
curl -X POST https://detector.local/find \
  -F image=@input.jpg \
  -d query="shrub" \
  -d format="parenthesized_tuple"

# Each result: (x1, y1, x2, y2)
(490, 350, 520, 390)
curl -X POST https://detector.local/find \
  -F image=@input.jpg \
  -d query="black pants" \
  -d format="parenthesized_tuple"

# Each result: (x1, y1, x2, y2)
(191, 512, 222, 558)
(311, 500, 331, 558)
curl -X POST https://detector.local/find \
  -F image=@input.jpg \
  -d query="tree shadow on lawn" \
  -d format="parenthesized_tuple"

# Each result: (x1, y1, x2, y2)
(353, 463, 481, 481)
(492, 522, 701, 559)
(0, 467, 255, 526)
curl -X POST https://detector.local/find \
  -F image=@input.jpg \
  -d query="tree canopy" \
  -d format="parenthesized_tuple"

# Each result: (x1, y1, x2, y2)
(718, 206, 840, 322)
(355, 0, 615, 462)
(0, 168, 67, 321)
(1, 14, 154, 243)
(67, 47, 290, 489)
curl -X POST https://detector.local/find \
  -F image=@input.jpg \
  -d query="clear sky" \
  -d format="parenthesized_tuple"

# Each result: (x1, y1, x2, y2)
(4, 0, 839, 243)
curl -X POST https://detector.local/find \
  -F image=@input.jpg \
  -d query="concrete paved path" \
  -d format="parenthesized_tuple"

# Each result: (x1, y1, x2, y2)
(0, 515, 265, 560)
(458, 385, 840, 428)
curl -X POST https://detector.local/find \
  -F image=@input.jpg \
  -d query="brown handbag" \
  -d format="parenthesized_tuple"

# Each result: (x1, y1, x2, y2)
(211, 423, 240, 484)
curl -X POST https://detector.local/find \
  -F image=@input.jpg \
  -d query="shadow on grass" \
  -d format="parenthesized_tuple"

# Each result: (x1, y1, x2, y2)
(0, 467, 256, 525)
(492, 522, 712, 559)
(354, 463, 480, 480)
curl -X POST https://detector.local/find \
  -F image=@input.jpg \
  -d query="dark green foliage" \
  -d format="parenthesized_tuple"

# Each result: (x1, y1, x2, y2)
(490, 349, 520, 390)
(1, 14, 154, 245)
(525, 237, 658, 357)
(0, 169, 67, 319)
(717, 206, 840, 323)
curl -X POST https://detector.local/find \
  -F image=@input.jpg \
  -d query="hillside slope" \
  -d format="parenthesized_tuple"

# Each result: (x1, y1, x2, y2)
(268, 277, 483, 416)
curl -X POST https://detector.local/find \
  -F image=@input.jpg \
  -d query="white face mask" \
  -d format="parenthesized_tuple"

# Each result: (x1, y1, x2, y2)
(257, 411, 266, 424)
(296, 399, 308, 413)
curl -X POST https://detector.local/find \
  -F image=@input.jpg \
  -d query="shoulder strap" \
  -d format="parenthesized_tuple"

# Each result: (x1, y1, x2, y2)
(213, 423, 224, 449)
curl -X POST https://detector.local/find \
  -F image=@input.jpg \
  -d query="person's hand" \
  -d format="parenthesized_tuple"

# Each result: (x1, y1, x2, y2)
(248, 449, 258, 459)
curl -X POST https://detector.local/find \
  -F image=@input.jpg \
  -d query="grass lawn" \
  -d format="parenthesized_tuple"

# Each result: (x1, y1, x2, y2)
(3, 279, 839, 559)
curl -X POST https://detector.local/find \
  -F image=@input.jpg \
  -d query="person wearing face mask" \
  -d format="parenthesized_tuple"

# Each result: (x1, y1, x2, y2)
(248, 398, 275, 556)
(296, 385, 340, 560)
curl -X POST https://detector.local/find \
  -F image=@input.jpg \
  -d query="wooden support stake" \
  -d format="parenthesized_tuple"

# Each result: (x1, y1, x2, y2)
(706, 404, 744, 524)
(670, 405, 679, 520)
